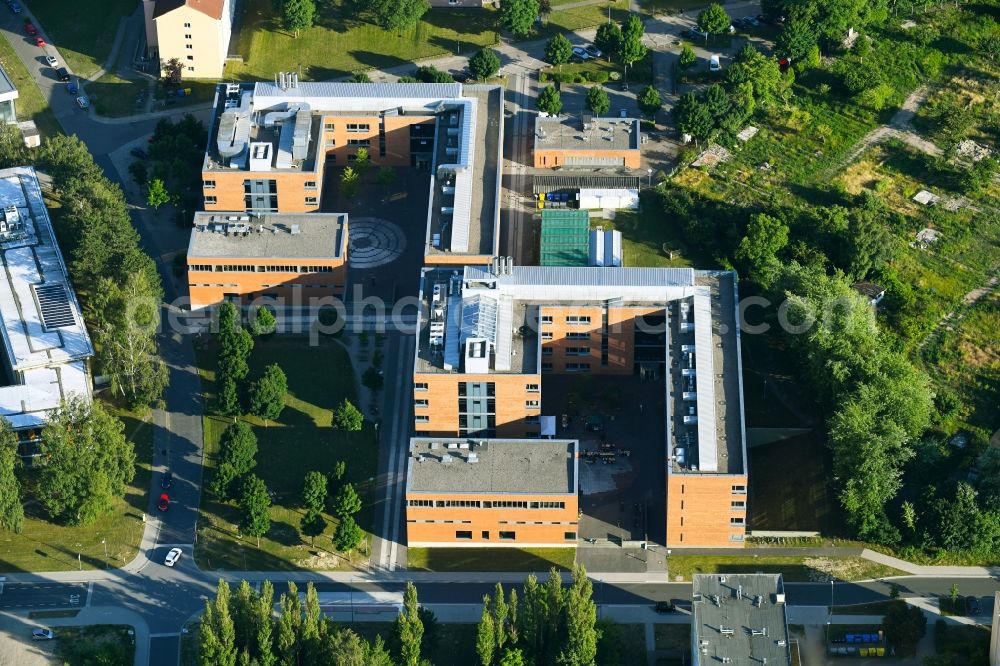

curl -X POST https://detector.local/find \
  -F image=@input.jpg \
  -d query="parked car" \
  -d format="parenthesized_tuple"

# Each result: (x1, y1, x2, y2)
(745, 16, 760, 27)
(692, 28, 709, 40)
(24, 20, 37, 36)
(571, 46, 591, 61)
(679, 28, 694, 39)
(34, 36, 46, 48)
(966, 596, 981, 616)
(31, 628, 54, 641)
(55, 67, 70, 82)
(709, 54, 721, 72)
(157, 492, 169, 511)
(655, 601, 676, 614)
(8, 1, 22, 14)
(164, 547, 182, 567)
(160, 470, 173, 489)
(66, 79, 79, 95)
(45, 55, 58, 68)
(620, 108, 627, 118)
(75, 95, 90, 109)
(584, 45, 602, 58)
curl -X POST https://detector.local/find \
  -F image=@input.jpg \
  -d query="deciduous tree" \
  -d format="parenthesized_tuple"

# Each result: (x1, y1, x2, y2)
(470, 48, 501, 80)
(546, 33, 573, 67)
(0, 420, 23, 533)
(620, 15, 647, 80)
(146, 178, 170, 210)
(638, 85, 661, 118)
(249, 364, 288, 423)
(282, 0, 316, 36)
(301, 470, 328, 513)
(678, 44, 697, 70)
(500, 0, 539, 36)
(332, 482, 362, 518)
(537, 85, 563, 115)
(333, 514, 363, 552)
(594, 21, 622, 60)
(396, 582, 425, 666)
(698, 3, 731, 35)
(370, 0, 430, 32)
(585, 86, 610, 116)
(239, 474, 271, 547)
(332, 398, 364, 431)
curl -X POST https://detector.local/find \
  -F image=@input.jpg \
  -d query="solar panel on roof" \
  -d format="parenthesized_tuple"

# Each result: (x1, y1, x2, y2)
(33, 283, 75, 330)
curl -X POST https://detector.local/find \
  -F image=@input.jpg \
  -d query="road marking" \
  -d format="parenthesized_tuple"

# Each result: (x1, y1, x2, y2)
(86, 582, 93, 607)
(149, 632, 182, 638)
(69, 594, 80, 605)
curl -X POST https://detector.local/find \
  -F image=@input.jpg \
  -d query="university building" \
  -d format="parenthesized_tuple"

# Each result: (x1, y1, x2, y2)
(410, 264, 748, 547)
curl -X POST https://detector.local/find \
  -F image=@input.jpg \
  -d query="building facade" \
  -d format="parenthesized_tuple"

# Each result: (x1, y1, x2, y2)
(144, 0, 235, 79)
(0, 64, 17, 125)
(405, 438, 579, 547)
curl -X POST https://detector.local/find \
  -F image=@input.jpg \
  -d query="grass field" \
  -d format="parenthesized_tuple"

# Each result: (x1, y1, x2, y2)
(86, 71, 147, 118)
(0, 404, 152, 573)
(541, 0, 630, 34)
(666, 555, 905, 583)
(227, 0, 499, 80)
(195, 335, 377, 571)
(590, 206, 696, 268)
(407, 547, 576, 571)
(56, 624, 136, 666)
(25, 0, 136, 78)
(0, 36, 61, 137)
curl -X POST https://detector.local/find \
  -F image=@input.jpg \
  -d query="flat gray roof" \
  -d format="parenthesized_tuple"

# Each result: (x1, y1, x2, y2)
(692, 574, 792, 666)
(535, 116, 639, 152)
(407, 438, 578, 494)
(188, 212, 347, 260)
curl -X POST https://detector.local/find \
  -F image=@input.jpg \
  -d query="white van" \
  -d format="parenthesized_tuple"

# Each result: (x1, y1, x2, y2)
(709, 54, 721, 72)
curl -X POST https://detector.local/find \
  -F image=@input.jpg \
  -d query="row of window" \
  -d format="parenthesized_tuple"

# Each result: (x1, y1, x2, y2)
(414, 400, 539, 410)
(540, 315, 592, 325)
(414, 382, 540, 393)
(189, 265, 335, 273)
(190, 283, 334, 289)
(678, 484, 748, 495)
(452, 531, 576, 541)
(407, 499, 567, 509)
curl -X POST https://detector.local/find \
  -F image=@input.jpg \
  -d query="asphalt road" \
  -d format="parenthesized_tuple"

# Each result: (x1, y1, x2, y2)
(0, 582, 90, 609)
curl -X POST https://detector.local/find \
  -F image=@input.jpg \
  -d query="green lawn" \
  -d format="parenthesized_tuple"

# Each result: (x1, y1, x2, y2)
(25, 0, 137, 78)
(540, 52, 654, 85)
(407, 547, 576, 571)
(541, 0, 630, 33)
(591, 209, 696, 269)
(0, 404, 152, 573)
(56, 625, 136, 666)
(86, 71, 147, 118)
(195, 335, 378, 571)
(227, 0, 499, 81)
(666, 555, 905, 583)
(0, 36, 61, 137)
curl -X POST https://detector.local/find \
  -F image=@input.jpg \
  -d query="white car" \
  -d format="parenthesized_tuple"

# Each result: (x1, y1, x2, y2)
(164, 547, 182, 567)
(709, 55, 721, 72)
(75, 95, 90, 109)
(45, 55, 58, 68)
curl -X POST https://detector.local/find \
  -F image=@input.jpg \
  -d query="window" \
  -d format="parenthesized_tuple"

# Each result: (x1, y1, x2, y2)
(525, 400, 540, 409)
(189, 264, 213, 272)
(481, 531, 489, 539)
(566, 347, 590, 356)
(184, 22, 191, 27)
(526, 415, 540, 425)
(305, 196, 318, 205)
(541, 332, 553, 340)
(730, 516, 745, 526)
(730, 534, 745, 542)
(495, 501, 528, 509)
(324, 139, 336, 148)
(415, 415, 429, 423)
(542, 348, 553, 356)
(301, 266, 333, 273)
(541, 362, 553, 372)
(540, 315, 553, 324)
(448, 0, 459, 4)
(203, 180, 216, 189)
(525, 383, 540, 392)
(565, 363, 591, 372)
(304, 181, 318, 189)
(532, 501, 565, 509)
(408, 499, 432, 507)
(499, 531, 516, 540)
(186, 45, 193, 50)
(415, 383, 428, 391)
(347, 139, 371, 146)
(346, 123, 370, 133)
(455, 530, 472, 540)
(186, 55, 194, 61)
(564, 532, 577, 540)
(323, 122, 335, 131)
(732, 485, 747, 494)
(731, 501, 746, 509)
(415, 399, 428, 408)
(566, 332, 589, 340)
(187, 67, 194, 72)
(205, 195, 217, 205)
(185, 33, 192, 39)
(566, 315, 591, 325)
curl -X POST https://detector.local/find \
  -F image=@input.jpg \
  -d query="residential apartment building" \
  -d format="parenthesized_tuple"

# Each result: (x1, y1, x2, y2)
(533, 116, 642, 169)
(143, 0, 235, 79)
(0, 64, 17, 124)
(0, 167, 94, 451)
(411, 264, 748, 547)
(405, 437, 579, 547)
(186, 211, 348, 310)
(201, 80, 502, 264)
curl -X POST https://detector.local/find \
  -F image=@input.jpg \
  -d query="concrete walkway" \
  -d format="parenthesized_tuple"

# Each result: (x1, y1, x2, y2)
(859, 549, 999, 579)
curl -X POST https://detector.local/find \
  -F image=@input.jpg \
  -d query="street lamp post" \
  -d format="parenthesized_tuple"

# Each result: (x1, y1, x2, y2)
(101, 539, 108, 568)
(647, 167, 653, 187)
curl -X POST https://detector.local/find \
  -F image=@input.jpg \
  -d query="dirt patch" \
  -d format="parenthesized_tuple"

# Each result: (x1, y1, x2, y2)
(298, 550, 345, 569)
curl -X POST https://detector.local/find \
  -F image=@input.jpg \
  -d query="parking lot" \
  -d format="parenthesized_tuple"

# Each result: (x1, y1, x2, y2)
(542, 374, 667, 544)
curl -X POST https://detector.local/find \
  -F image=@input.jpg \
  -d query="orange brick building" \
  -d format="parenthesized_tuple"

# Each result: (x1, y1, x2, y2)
(410, 265, 749, 547)
(186, 212, 348, 310)
(405, 438, 579, 548)
(201, 81, 502, 262)
(533, 116, 642, 169)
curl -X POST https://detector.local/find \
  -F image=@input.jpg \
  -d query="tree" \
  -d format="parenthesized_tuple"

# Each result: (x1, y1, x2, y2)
(638, 85, 661, 118)
(377, 166, 396, 190)
(396, 582, 425, 666)
(301, 470, 328, 513)
(594, 21, 622, 60)
(331, 460, 347, 483)
(199, 580, 237, 666)
(333, 514, 363, 552)
(249, 306, 276, 337)
(0, 420, 23, 533)
(128, 161, 148, 186)
(698, 3, 731, 35)
(36, 398, 136, 525)
(163, 58, 184, 86)
(979, 34, 1000, 62)
(332, 482, 362, 518)
(736, 213, 789, 288)
(620, 15, 647, 80)
(546, 33, 573, 67)
(672, 92, 713, 145)
(477, 599, 497, 666)
(354, 147, 371, 176)
(347, 70, 372, 82)
(216, 377, 241, 417)
(776, 17, 817, 61)
(220, 421, 258, 477)
(370, 0, 430, 31)
(282, 0, 316, 36)
(963, 157, 998, 195)
(882, 601, 926, 657)
(537, 85, 563, 116)
(470, 48, 501, 80)
(239, 474, 271, 547)
(332, 399, 364, 431)
(249, 364, 288, 423)
(340, 167, 360, 199)
(557, 564, 600, 666)
(300, 510, 326, 546)
(147, 178, 170, 210)
(678, 44, 697, 70)
(499, 0, 540, 37)
(585, 86, 610, 117)
(90, 272, 168, 409)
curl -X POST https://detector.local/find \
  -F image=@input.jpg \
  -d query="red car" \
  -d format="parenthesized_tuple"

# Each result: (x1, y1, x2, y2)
(24, 20, 36, 36)
(34, 36, 45, 47)
(157, 493, 170, 512)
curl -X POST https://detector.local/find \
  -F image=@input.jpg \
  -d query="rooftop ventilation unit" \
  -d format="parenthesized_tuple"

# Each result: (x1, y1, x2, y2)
(441, 454, 453, 465)
(468, 453, 479, 463)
